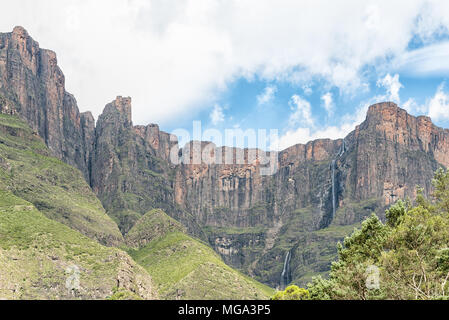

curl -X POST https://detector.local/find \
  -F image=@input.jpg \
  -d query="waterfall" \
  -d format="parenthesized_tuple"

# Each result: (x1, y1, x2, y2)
(331, 159, 336, 220)
(330, 139, 346, 221)
(280, 250, 291, 290)
(339, 139, 346, 157)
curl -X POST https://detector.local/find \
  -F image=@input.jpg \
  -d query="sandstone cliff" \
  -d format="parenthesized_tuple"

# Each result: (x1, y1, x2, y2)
(91, 96, 205, 238)
(0, 26, 93, 181)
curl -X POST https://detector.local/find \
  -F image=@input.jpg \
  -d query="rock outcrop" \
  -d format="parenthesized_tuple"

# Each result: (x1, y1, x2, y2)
(344, 102, 449, 204)
(0, 26, 93, 181)
(91, 96, 205, 238)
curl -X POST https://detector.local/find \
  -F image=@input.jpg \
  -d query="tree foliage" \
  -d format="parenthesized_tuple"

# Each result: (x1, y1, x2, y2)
(271, 285, 310, 300)
(305, 168, 449, 300)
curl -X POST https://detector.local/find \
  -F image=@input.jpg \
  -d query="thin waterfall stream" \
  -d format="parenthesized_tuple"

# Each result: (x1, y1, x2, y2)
(331, 159, 337, 219)
(278, 140, 347, 290)
(280, 250, 291, 290)
(330, 139, 346, 221)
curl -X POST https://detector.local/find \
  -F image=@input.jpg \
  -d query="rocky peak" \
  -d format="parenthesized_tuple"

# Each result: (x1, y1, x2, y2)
(359, 101, 449, 167)
(5, 26, 40, 74)
(0, 27, 92, 180)
(11, 25, 33, 48)
(367, 101, 400, 115)
(365, 101, 412, 128)
(12, 26, 28, 37)
(279, 139, 342, 167)
(364, 101, 435, 133)
(81, 111, 95, 125)
(134, 123, 177, 161)
(114, 96, 132, 117)
(99, 96, 133, 128)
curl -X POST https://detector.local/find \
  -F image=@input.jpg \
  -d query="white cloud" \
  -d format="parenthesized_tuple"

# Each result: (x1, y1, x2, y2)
(427, 83, 449, 121)
(393, 41, 449, 77)
(257, 85, 277, 105)
(321, 92, 334, 115)
(402, 98, 418, 113)
(273, 99, 369, 150)
(272, 116, 363, 150)
(412, 1, 449, 42)
(210, 104, 225, 125)
(2, 0, 449, 126)
(273, 126, 343, 150)
(376, 73, 403, 103)
(396, 83, 449, 121)
(288, 95, 314, 127)
(273, 73, 449, 151)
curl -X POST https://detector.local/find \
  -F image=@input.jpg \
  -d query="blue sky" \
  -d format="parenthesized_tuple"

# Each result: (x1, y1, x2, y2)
(3, 1, 449, 150)
(167, 67, 449, 150)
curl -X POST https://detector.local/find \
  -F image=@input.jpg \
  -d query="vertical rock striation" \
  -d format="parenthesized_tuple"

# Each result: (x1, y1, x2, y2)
(0, 26, 93, 180)
(91, 96, 204, 237)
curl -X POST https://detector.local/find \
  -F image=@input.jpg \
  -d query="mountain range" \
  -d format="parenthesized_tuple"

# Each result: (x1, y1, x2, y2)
(1, 26, 448, 298)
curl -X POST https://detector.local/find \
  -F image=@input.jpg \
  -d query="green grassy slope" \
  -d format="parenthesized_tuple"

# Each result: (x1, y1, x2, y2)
(0, 113, 273, 300)
(0, 189, 157, 299)
(0, 114, 123, 246)
(125, 208, 186, 249)
(127, 209, 274, 300)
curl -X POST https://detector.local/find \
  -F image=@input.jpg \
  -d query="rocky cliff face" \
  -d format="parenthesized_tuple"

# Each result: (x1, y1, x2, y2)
(91, 96, 204, 238)
(173, 102, 449, 286)
(207, 103, 449, 286)
(89, 98, 449, 286)
(0, 26, 93, 181)
(2, 27, 449, 288)
(343, 102, 449, 205)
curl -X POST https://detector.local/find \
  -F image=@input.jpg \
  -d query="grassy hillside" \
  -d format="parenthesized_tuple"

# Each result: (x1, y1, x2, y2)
(0, 189, 157, 299)
(0, 113, 273, 300)
(127, 209, 274, 299)
(0, 114, 123, 246)
(126, 208, 186, 249)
